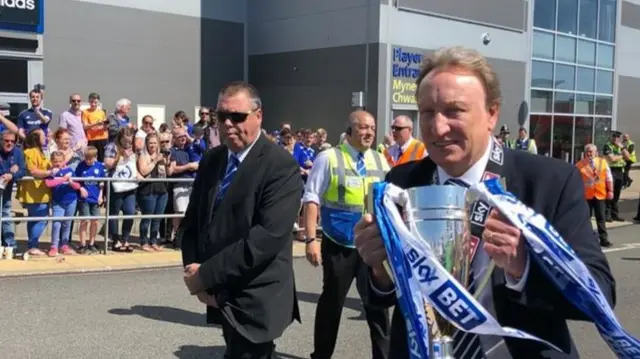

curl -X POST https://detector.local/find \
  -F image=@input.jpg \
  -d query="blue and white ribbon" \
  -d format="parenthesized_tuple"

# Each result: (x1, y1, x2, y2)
(372, 183, 560, 359)
(471, 178, 640, 359)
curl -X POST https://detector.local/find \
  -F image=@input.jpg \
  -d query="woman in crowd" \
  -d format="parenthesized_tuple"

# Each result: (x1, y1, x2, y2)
(136, 133, 168, 252)
(17, 129, 52, 256)
(53, 128, 82, 170)
(281, 128, 296, 155)
(104, 127, 138, 252)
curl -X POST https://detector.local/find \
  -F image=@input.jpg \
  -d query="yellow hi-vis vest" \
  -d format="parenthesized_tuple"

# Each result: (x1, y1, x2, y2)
(321, 145, 389, 247)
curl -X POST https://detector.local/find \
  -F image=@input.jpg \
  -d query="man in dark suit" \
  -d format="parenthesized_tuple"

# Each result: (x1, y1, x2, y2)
(181, 81, 302, 359)
(354, 47, 616, 359)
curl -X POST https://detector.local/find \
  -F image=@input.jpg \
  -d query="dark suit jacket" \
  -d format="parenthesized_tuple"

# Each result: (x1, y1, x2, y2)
(181, 134, 302, 343)
(369, 148, 616, 359)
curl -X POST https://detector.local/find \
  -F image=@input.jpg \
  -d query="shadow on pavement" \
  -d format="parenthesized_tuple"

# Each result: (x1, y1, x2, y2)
(296, 290, 366, 321)
(621, 257, 640, 261)
(108, 305, 216, 328)
(173, 345, 306, 359)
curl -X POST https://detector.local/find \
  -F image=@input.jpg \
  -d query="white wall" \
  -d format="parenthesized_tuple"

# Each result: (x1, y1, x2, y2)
(616, 25, 640, 78)
(71, 0, 247, 23)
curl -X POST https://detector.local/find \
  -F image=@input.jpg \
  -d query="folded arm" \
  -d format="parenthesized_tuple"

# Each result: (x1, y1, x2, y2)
(507, 169, 616, 320)
(198, 161, 302, 292)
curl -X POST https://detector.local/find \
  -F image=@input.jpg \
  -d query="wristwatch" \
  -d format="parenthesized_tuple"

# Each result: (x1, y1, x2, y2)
(304, 236, 316, 244)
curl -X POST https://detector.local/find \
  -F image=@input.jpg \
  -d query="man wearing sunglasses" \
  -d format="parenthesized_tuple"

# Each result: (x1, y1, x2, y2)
(383, 115, 427, 167)
(0, 131, 25, 259)
(181, 81, 302, 359)
(59, 94, 88, 151)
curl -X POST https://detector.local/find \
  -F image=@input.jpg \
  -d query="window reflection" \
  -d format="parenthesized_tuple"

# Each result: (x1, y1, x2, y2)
(578, 0, 597, 39)
(598, 0, 617, 42)
(575, 93, 595, 114)
(531, 90, 554, 112)
(596, 70, 613, 94)
(577, 40, 596, 66)
(573, 116, 593, 162)
(553, 115, 574, 162)
(593, 117, 612, 151)
(554, 92, 574, 113)
(533, 31, 555, 60)
(532, 61, 554, 88)
(555, 64, 575, 91)
(558, 0, 578, 34)
(595, 96, 613, 115)
(556, 36, 576, 62)
(576, 67, 595, 93)
(531, 114, 552, 156)
(597, 44, 614, 69)
(534, 0, 557, 30)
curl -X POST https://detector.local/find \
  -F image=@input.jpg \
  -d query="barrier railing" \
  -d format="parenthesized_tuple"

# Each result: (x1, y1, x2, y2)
(0, 176, 194, 256)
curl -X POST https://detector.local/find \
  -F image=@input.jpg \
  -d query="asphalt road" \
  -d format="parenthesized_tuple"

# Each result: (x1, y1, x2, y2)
(1, 225, 640, 359)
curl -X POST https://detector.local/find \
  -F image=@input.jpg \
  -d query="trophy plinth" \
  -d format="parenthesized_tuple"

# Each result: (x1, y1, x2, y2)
(404, 185, 489, 358)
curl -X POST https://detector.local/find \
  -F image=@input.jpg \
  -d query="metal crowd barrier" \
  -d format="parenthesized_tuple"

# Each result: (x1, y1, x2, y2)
(0, 176, 194, 255)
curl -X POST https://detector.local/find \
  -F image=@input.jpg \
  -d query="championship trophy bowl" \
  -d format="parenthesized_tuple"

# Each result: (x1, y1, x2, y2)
(369, 184, 495, 359)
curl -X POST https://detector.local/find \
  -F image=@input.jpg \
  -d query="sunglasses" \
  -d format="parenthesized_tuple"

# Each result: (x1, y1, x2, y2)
(3, 139, 15, 144)
(216, 109, 259, 123)
(143, 121, 154, 125)
(160, 140, 170, 144)
(71, 99, 82, 103)
(391, 125, 409, 132)
(199, 112, 209, 116)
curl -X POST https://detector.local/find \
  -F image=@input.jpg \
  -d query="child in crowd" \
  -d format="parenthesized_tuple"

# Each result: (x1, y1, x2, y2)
(75, 146, 106, 254)
(45, 151, 82, 256)
(189, 126, 206, 162)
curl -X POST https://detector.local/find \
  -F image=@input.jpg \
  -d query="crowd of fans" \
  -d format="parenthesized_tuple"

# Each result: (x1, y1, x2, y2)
(0, 90, 340, 260)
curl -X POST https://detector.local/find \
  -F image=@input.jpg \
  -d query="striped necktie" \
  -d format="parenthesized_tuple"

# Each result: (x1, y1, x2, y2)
(444, 178, 486, 359)
(356, 152, 366, 176)
(215, 155, 239, 207)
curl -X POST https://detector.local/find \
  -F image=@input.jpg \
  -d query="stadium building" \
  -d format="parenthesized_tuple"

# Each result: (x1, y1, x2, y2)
(0, 0, 638, 162)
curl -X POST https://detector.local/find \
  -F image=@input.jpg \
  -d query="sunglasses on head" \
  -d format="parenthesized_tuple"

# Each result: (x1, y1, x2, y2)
(216, 109, 259, 124)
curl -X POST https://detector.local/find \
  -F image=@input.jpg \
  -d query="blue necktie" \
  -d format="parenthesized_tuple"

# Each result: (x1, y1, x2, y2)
(356, 152, 366, 177)
(215, 155, 239, 207)
(445, 178, 485, 359)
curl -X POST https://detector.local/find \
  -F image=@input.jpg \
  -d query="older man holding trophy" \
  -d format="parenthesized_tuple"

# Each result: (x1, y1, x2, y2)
(354, 47, 620, 359)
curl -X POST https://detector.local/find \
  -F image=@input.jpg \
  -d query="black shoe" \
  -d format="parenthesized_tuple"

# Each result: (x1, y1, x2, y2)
(633, 217, 640, 223)
(606, 218, 613, 223)
(77, 245, 88, 254)
(89, 244, 100, 253)
(600, 240, 612, 248)
(612, 217, 625, 222)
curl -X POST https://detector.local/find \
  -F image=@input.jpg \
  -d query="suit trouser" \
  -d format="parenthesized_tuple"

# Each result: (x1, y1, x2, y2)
(588, 198, 608, 242)
(606, 168, 624, 219)
(311, 237, 390, 359)
(222, 318, 275, 359)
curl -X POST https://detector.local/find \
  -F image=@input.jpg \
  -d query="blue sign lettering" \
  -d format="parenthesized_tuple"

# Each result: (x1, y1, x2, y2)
(406, 248, 439, 284)
(392, 47, 423, 79)
(429, 281, 487, 331)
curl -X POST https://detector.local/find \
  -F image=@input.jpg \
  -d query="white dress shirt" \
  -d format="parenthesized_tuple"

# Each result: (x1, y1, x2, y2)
(372, 138, 530, 294)
(227, 130, 261, 164)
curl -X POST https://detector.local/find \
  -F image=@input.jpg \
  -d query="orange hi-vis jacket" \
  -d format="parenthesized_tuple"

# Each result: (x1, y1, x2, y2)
(383, 139, 427, 167)
(576, 157, 612, 200)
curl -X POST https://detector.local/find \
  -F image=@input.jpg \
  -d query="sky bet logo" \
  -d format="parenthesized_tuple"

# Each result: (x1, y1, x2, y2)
(429, 281, 487, 331)
(406, 248, 439, 284)
(0, 0, 35, 10)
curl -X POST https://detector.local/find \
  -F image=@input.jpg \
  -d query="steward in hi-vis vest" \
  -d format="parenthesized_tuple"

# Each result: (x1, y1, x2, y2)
(301, 110, 391, 359)
(602, 131, 625, 222)
(622, 133, 635, 188)
(576, 143, 613, 247)
(383, 115, 427, 167)
(514, 127, 538, 154)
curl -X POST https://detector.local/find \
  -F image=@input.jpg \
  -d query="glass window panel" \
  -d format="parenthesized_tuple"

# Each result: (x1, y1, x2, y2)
(575, 93, 595, 114)
(533, 31, 555, 60)
(555, 64, 576, 90)
(556, 36, 576, 62)
(552, 116, 574, 162)
(577, 40, 596, 66)
(595, 96, 613, 115)
(593, 117, 612, 150)
(573, 116, 593, 162)
(597, 44, 614, 69)
(534, 0, 557, 30)
(531, 61, 554, 88)
(530, 114, 552, 156)
(578, 0, 597, 39)
(558, 0, 578, 34)
(598, 0, 617, 42)
(531, 90, 554, 112)
(576, 67, 595, 93)
(596, 70, 613, 94)
(0, 59, 28, 93)
(554, 92, 574, 113)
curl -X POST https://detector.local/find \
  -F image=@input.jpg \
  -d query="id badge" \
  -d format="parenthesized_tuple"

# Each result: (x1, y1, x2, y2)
(346, 177, 362, 188)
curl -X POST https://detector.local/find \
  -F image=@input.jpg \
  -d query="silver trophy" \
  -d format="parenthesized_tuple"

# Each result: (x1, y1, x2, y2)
(401, 185, 494, 358)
